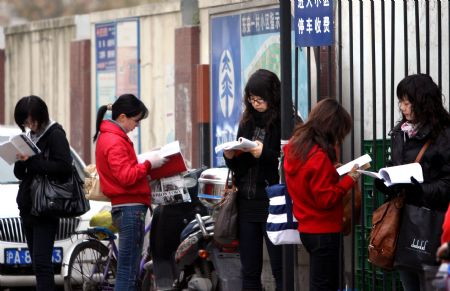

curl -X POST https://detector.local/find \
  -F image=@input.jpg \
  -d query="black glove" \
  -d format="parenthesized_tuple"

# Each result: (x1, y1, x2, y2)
(401, 176, 423, 195)
(374, 178, 392, 195)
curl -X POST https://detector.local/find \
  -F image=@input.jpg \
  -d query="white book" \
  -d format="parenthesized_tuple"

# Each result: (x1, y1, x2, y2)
(336, 154, 373, 176)
(214, 137, 258, 154)
(357, 162, 423, 186)
(0, 133, 41, 165)
(138, 141, 188, 180)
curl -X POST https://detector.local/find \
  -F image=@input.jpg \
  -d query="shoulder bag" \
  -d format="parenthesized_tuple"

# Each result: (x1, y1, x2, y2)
(368, 140, 430, 270)
(394, 204, 445, 270)
(213, 170, 238, 245)
(31, 163, 90, 218)
(84, 164, 110, 202)
(266, 183, 301, 245)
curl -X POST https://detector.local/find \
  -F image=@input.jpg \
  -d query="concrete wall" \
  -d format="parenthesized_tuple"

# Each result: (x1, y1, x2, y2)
(89, 1, 182, 161)
(4, 17, 76, 130)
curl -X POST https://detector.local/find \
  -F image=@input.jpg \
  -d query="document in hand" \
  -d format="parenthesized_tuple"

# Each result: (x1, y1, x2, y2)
(138, 141, 188, 180)
(336, 154, 373, 176)
(357, 162, 423, 186)
(0, 133, 41, 164)
(214, 137, 258, 154)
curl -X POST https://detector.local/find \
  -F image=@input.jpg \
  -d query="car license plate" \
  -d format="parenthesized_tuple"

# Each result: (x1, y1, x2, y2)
(4, 247, 63, 265)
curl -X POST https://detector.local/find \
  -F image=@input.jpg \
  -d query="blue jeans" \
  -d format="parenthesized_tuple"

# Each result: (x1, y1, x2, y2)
(239, 220, 283, 290)
(112, 205, 147, 291)
(300, 232, 341, 291)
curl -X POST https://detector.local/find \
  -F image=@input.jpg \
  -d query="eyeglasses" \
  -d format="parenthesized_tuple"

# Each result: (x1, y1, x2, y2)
(247, 97, 265, 104)
(22, 117, 35, 128)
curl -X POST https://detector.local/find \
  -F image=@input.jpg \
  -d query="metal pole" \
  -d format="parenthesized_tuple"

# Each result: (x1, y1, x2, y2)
(280, 1, 295, 290)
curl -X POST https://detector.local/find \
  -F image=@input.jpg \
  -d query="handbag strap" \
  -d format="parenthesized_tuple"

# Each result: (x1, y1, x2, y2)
(225, 169, 235, 190)
(414, 140, 431, 163)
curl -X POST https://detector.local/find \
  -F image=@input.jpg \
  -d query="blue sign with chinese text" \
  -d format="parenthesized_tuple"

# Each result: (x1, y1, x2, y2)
(295, 0, 334, 47)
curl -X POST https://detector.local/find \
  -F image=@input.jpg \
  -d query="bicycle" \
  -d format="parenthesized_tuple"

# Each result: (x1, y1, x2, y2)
(64, 222, 152, 291)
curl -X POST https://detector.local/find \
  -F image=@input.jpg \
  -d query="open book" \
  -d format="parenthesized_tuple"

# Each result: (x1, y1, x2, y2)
(214, 137, 258, 154)
(336, 154, 373, 176)
(0, 133, 41, 164)
(138, 140, 188, 180)
(357, 162, 423, 186)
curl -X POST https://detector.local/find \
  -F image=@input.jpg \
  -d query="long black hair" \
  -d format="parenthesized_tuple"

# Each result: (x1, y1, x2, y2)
(93, 94, 148, 142)
(241, 69, 281, 131)
(14, 95, 50, 133)
(396, 73, 450, 140)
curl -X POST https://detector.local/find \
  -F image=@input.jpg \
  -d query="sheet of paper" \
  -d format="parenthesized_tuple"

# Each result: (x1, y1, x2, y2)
(214, 137, 258, 154)
(336, 154, 372, 176)
(380, 163, 423, 186)
(357, 169, 382, 179)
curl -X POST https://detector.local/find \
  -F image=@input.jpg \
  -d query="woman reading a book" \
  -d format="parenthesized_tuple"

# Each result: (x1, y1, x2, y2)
(223, 69, 284, 291)
(283, 98, 361, 291)
(375, 74, 450, 291)
(93, 94, 166, 291)
(13, 95, 72, 291)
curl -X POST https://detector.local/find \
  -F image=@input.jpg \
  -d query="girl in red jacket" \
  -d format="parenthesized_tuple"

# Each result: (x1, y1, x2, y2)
(93, 94, 166, 291)
(284, 98, 361, 291)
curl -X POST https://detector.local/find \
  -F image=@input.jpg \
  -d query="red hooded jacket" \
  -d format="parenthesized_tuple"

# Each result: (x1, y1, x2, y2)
(95, 120, 151, 206)
(284, 143, 355, 233)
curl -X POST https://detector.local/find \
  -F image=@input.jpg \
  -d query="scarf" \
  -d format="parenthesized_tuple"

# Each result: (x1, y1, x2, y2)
(400, 121, 420, 138)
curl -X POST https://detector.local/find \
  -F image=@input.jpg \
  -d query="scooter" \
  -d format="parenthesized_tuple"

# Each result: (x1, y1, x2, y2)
(173, 213, 241, 291)
(142, 168, 209, 290)
(142, 167, 242, 291)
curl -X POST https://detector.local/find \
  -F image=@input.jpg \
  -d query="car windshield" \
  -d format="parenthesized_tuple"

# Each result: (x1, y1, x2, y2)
(0, 158, 19, 184)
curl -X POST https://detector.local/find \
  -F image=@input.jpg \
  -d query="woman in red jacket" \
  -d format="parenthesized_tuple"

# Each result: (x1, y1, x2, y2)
(93, 94, 166, 291)
(284, 98, 361, 291)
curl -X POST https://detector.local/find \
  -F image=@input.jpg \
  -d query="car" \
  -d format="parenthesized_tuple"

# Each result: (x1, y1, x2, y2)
(0, 125, 108, 288)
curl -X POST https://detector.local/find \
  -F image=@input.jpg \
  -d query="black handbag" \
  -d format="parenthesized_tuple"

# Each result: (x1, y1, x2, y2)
(394, 204, 445, 270)
(30, 165, 90, 218)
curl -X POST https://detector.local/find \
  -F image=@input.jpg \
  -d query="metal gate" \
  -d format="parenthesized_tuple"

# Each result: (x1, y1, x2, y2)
(281, 0, 450, 290)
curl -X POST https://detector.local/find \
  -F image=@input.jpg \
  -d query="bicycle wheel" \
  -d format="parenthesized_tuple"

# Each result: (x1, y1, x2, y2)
(64, 240, 117, 291)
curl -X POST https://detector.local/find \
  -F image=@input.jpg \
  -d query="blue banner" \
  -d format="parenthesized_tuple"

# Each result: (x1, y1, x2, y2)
(95, 22, 116, 72)
(295, 0, 334, 47)
(211, 15, 242, 167)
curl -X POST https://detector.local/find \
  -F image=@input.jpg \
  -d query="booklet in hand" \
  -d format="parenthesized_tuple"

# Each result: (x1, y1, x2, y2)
(336, 154, 373, 176)
(214, 137, 258, 154)
(0, 133, 41, 165)
(138, 140, 188, 180)
(357, 162, 423, 186)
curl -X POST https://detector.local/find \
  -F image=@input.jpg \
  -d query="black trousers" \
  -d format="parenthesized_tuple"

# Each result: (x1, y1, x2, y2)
(22, 213, 59, 291)
(300, 232, 341, 291)
(239, 220, 283, 291)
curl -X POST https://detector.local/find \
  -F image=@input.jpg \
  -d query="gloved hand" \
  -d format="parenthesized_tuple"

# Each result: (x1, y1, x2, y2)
(146, 152, 167, 169)
(374, 178, 391, 195)
(404, 176, 423, 195)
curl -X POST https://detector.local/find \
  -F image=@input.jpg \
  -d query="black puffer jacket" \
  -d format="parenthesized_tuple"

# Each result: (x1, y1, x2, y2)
(13, 123, 73, 215)
(389, 122, 450, 212)
(224, 119, 280, 222)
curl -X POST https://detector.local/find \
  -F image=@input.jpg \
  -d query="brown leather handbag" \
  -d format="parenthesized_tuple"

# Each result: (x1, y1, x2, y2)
(367, 194, 404, 270)
(367, 140, 430, 270)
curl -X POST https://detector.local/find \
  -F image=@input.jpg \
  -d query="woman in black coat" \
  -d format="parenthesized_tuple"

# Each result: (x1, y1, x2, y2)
(376, 74, 450, 291)
(13, 95, 72, 291)
(224, 69, 283, 291)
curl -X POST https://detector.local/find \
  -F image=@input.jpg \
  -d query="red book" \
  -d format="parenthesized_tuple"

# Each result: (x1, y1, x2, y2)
(138, 141, 188, 180)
